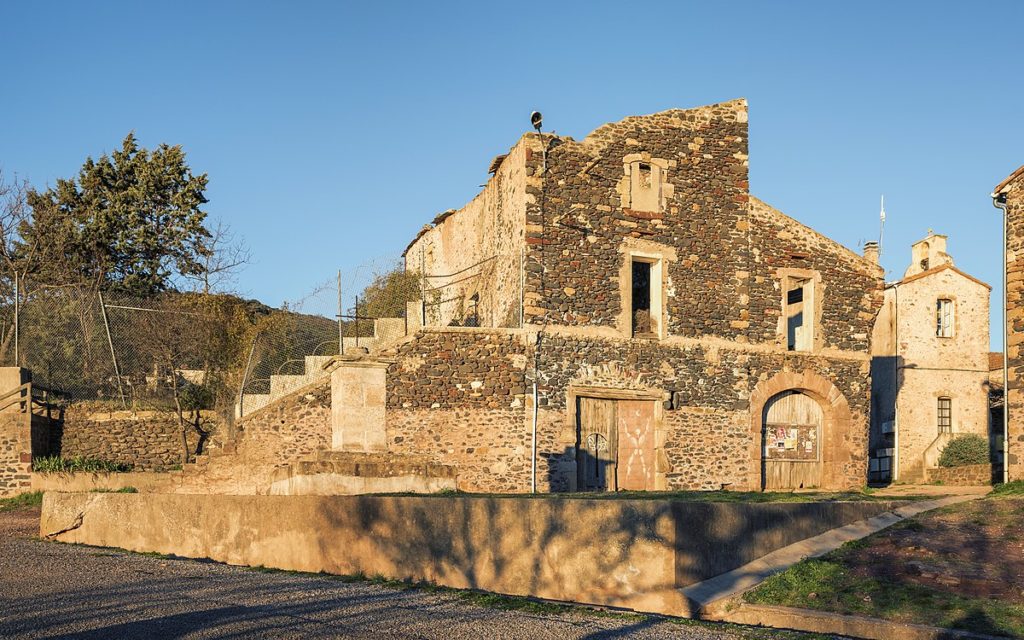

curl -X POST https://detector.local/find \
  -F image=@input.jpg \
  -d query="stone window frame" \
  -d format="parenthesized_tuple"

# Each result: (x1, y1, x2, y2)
(936, 297, 955, 339)
(617, 239, 677, 341)
(776, 267, 823, 353)
(617, 154, 675, 213)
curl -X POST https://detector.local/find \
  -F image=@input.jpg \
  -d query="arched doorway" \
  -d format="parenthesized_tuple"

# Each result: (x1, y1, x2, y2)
(762, 390, 824, 490)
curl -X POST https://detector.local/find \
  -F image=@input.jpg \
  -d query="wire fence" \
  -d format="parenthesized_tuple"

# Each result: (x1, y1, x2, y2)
(0, 250, 527, 418)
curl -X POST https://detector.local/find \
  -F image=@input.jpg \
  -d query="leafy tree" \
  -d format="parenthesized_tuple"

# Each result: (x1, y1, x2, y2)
(21, 133, 212, 296)
(355, 267, 420, 320)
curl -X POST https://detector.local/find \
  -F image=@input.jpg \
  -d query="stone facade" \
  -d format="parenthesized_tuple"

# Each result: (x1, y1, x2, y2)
(998, 164, 1024, 481)
(871, 233, 992, 482)
(381, 100, 885, 493)
(57, 407, 223, 471)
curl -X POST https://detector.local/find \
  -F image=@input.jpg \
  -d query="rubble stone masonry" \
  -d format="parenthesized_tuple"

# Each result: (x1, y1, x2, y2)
(58, 407, 224, 470)
(1001, 166, 1024, 480)
(384, 100, 884, 493)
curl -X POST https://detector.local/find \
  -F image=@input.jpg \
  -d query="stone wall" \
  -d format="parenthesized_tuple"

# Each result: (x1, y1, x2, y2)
(404, 139, 528, 328)
(925, 463, 993, 486)
(385, 329, 530, 492)
(0, 412, 30, 497)
(1002, 166, 1024, 481)
(236, 378, 331, 463)
(57, 407, 223, 471)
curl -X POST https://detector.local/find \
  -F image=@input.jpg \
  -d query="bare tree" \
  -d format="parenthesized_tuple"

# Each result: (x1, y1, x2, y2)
(184, 220, 251, 294)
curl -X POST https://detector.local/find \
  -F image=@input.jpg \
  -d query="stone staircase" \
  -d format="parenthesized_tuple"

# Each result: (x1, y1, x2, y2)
(236, 317, 409, 418)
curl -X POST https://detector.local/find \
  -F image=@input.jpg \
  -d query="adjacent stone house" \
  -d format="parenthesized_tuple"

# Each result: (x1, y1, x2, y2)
(327, 99, 885, 493)
(997, 164, 1024, 481)
(870, 233, 991, 482)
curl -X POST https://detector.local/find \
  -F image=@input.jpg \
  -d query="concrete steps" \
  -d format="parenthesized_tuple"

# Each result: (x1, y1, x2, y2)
(236, 318, 406, 419)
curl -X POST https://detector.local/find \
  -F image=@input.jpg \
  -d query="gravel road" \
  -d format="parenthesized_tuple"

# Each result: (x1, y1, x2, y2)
(0, 508, 815, 639)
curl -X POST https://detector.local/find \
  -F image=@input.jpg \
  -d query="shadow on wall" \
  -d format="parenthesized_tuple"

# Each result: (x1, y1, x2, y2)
(869, 355, 904, 486)
(309, 493, 892, 609)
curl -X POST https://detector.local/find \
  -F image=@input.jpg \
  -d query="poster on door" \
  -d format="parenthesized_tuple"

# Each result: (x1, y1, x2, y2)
(765, 423, 818, 460)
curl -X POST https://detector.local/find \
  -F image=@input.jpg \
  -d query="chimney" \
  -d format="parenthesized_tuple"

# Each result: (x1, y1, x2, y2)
(863, 241, 880, 264)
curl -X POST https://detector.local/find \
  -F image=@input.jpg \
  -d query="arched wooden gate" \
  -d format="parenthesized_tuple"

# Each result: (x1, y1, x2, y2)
(762, 390, 823, 490)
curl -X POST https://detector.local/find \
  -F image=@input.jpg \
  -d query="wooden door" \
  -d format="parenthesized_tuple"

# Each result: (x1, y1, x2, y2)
(577, 397, 617, 491)
(763, 391, 823, 490)
(616, 400, 656, 491)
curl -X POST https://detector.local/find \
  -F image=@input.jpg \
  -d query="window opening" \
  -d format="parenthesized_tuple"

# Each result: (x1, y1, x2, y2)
(785, 278, 812, 351)
(632, 260, 652, 336)
(937, 397, 952, 434)
(936, 298, 953, 338)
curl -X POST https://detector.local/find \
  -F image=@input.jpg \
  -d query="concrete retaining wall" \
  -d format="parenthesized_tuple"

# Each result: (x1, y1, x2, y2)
(41, 493, 894, 616)
(32, 471, 172, 493)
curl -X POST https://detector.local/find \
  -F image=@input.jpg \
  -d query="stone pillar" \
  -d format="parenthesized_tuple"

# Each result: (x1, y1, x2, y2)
(331, 359, 388, 452)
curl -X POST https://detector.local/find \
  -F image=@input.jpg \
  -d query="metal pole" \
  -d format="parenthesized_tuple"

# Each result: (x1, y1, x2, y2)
(97, 290, 126, 409)
(355, 295, 360, 349)
(344, 268, 348, 356)
(419, 246, 426, 327)
(237, 332, 259, 419)
(13, 272, 18, 367)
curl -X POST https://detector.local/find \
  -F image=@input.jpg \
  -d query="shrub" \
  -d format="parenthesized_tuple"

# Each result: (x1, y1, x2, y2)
(938, 434, 989, 468)
(32, 456, 133, 473)
(178, 382, 214, 411)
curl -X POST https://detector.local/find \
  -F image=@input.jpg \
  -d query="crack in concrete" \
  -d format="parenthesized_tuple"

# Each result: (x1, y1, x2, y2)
(44, 510, 84, 539)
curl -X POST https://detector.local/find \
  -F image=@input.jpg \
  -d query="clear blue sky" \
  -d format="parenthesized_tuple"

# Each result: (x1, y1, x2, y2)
(2, 1, 1021, 348)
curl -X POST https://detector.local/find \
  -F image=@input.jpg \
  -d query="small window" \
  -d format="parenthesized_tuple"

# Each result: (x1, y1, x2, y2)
(937, 397, 952, 434)
(785, 278, 813, 352)
(637, 162, 652, 188)
(936, 299, 954, 338)
(631, 260, 653, 337)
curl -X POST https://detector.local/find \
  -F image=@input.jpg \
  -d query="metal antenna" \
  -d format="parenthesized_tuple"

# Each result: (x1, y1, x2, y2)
(879, 195, 886, 258)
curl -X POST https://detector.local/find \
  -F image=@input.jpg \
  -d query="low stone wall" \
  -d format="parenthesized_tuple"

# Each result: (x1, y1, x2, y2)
(236, 379, 331, 463)
(41, 493, 895, 616)
(924, 463, 992, 486)
(32, 471, 172, 493)
(58, 407, 223, 471)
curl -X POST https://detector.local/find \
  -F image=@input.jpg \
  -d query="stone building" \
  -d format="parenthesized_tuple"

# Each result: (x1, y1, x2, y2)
(870, 233, 991, 482)
(322, 98, 886, 493)
(996, 164, 1024, 481)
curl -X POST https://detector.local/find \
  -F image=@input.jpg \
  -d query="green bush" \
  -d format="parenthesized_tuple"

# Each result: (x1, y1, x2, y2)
(32, 456, 133, 473)
(938, 434, 990, 468)
(178, 382, 214, 411)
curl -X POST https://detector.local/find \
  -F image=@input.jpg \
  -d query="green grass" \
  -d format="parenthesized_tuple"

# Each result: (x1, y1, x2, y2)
(397, 488, 918, 503)
(744, 515, 1024, 638)
(32, 456, 133, 473)
(993, 480, 1024, 496)
(0, 491, 43, 511)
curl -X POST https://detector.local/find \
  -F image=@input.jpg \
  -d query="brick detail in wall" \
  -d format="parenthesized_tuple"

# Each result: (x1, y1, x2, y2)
(0, 413, 31, 496)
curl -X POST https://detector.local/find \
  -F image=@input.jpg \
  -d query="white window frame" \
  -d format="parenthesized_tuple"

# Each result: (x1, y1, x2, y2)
(936, 298, 954, 338)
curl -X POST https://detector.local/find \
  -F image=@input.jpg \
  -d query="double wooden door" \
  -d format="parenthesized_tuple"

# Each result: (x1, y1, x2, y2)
(577, 397, 655, 491)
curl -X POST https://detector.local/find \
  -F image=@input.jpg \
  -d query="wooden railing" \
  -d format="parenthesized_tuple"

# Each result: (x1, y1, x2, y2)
(0, 382, 69, 417)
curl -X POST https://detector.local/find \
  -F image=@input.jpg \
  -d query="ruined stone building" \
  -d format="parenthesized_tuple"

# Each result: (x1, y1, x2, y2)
(997, 164, 1024, 481)
(324, 98, 884, 494)
(870, 233, 991, 483)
